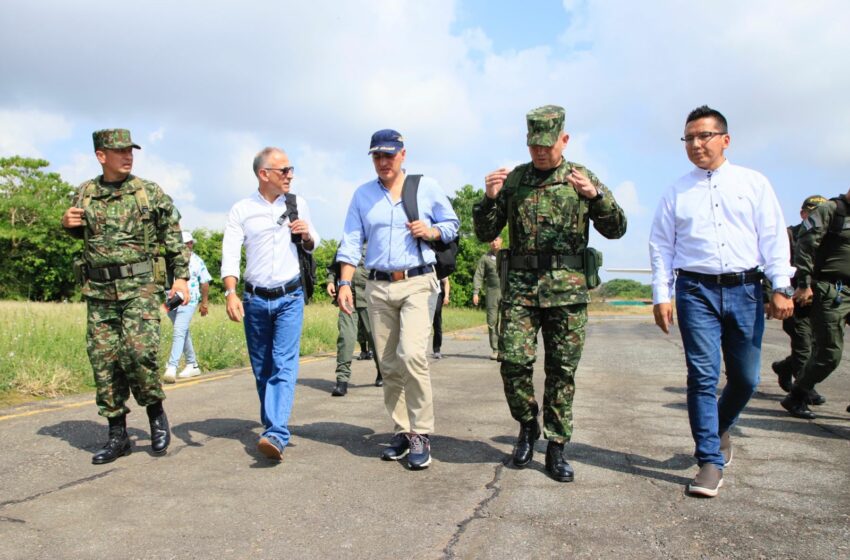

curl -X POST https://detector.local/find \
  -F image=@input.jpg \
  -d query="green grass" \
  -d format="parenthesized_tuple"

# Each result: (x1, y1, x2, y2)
(0, 301, 486, 405)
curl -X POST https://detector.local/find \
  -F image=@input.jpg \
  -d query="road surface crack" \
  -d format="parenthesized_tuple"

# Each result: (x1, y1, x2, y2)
(0, 469, 117, 510)
(442, 459, 508, 559)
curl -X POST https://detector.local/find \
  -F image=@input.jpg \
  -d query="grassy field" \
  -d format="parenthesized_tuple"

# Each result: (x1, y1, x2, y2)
(0, 301, 487, 406)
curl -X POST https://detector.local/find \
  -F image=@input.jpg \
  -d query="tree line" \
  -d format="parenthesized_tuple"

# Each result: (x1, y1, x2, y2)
(0, 156, 646, 305)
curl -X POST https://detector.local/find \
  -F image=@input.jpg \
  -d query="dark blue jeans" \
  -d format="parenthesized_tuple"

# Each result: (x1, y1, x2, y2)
(675, 274, 764, 469)
(243, 287, 304, 449)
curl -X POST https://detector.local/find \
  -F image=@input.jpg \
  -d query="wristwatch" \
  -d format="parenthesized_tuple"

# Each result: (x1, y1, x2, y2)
(590, 190, 604, 203)
(224, 288, 237, 297)
(773, 286, 794, 298)
(338, 280, 352, 287)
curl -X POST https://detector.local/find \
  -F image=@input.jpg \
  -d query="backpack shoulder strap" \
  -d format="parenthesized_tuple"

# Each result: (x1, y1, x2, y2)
(401, 174, 422, 223)
(284, 192, 298, 218)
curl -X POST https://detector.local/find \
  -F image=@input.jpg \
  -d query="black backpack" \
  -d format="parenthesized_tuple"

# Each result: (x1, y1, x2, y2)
(283, 193, 317, 303)
(400, 174, 458, 280)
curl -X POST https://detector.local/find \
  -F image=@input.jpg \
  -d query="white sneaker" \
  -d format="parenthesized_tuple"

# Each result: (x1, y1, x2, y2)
(163, 366, 177, 384)
(177, 364, 201, 379)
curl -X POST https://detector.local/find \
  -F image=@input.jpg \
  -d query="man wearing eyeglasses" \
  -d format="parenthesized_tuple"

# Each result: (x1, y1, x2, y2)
(649, 106, 794, 497)
(221, 147, 320, 462)
(336, 129, 459, 471)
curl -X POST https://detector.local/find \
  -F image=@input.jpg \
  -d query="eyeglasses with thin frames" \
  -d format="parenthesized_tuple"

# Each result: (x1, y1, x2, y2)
(681, 131, 726, 145)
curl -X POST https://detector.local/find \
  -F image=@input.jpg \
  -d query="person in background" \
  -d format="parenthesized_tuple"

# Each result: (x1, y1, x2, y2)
(163, 231, 211, 383)
(473, 236, 503, 360)
(431, 277, 450, 359)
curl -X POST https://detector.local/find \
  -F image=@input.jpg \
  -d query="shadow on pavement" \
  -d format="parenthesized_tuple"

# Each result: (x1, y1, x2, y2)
(298, 376, 340, 394)
(492, 434, 694, 486)
(38, 419, 153, 454)
(294, 421, 505, 464)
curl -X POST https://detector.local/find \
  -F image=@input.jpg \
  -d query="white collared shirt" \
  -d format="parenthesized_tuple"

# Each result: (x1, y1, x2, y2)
(649, 160, 793, 304)
(221, 191, 320, 289)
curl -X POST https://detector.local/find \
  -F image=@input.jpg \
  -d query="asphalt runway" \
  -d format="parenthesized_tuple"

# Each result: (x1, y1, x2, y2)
(1, 315, 848, 559)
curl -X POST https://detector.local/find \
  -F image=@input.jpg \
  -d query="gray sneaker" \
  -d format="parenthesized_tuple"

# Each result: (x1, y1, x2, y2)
(720, 432, 732, 467)
(687, 464, 723, 497)
(407, 433, 431, 470)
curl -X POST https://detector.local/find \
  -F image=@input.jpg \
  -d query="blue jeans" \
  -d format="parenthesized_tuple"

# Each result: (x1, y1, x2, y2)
(243, 287, 304, 449)
(167, 303, 198, 367)
(675, 274, 764, 469)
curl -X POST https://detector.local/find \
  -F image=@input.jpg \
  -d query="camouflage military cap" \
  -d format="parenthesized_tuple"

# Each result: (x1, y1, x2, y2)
(526, 105, 565, 147)
(802, 195, 827, 211)
(92, 129, 141, 151)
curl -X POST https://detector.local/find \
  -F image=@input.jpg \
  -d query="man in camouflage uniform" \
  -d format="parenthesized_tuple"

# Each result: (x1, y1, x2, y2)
(771, 195, 827, 403)
(473, 105, 627, 482)
(327, 242, 382, 396)
(472, 236, 503, 360)
(781, 188, 850, 419)
(62, 129, 189, 465)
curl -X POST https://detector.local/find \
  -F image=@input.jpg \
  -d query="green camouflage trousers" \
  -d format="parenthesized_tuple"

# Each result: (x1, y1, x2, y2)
(86, 291, 166, 418)
(335, 306, 379, 382)
(499, 302, 587, 443)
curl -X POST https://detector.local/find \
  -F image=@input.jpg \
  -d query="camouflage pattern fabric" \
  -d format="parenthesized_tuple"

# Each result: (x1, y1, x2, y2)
(92, 128, 141, 150)
(474, 154, 626, 443)
(499, 303, 587, 443)
(64, 172, 188, 418)
(526, 105, 565, 147)
(86, 284, 165, 418)
(67, 175, 189, 301)
(473, 160, 627, 307)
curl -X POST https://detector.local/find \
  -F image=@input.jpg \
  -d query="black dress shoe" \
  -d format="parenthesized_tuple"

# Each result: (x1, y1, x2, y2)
(807, 389, 826, 406)
(331, 381, 348, 397)
(374, 373, 383, 387)
(512, 418, 540, 468)
(545, 441, 574, 482)
(92, 429, 131, 465)
(771, 360, 793, 393)
(149, 411, 171, 455)
(781, 392, 816, 420)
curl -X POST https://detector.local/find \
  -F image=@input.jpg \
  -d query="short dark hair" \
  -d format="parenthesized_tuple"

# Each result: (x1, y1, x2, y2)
(686, 105, 728, 132)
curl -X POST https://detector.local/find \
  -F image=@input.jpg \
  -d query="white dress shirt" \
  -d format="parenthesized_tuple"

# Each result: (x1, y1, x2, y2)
(221, 191, 320, 289)
(649, 160, 793, 304)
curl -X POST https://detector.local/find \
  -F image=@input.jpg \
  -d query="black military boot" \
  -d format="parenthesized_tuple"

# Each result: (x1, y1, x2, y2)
(806, 388, 826, 406)
(545, 441, 575, 482)
(374, 372, 384, 387)
(92, 415, 131, 465)
(331, 381, 348, 397)
(512, 417, 541, 468)
(146, 401, 171, 455)
(781, 387, 816, 420)
(771, 360, 793, 393)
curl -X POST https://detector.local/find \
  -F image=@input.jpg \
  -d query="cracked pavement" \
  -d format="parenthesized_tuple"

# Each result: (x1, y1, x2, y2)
(1, 315, 848, 559)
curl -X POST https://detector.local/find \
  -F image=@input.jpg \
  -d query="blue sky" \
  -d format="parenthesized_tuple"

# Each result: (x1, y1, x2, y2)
(1, 1, 849, 281)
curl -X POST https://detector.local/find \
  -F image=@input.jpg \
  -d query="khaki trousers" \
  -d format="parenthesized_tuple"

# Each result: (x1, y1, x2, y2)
(366, 272, 440, 434)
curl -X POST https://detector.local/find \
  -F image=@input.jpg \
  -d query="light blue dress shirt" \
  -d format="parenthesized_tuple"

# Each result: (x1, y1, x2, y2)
(338, 175, 459, 272)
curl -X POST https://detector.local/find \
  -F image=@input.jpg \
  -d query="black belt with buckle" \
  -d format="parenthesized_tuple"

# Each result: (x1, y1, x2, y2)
(87, 260, 153, 281)
(245, 278, 301, 299)
(369, 265, 434, 282)
(677, 268, 762, 286)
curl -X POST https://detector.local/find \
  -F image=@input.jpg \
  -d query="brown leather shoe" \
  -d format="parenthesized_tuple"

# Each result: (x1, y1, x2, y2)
(720, 432, 732, 467)
(687, 464, 723, 497)
(257, 437, 283, 461)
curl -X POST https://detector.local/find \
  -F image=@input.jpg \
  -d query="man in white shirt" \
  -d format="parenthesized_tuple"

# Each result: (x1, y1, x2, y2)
(649, 106, 794, 497)
(221, 147, 320, 462)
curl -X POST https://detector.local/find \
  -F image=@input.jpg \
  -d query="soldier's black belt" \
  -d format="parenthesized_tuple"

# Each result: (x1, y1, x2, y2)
(369, 265, 434, 282)
(87, 260, 153, 281)
(509, 254, 582, 270)
(677, 268, 762, 286)
(245, 278, 301, 299)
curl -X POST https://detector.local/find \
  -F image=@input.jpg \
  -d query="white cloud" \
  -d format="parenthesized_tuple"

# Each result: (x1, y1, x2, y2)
(612, 181, 646, 218)
(148, 128, 165, 144)
(0, 109, 71, 158)
(55, 152, 99, 186)
(133, 152, 193, 202)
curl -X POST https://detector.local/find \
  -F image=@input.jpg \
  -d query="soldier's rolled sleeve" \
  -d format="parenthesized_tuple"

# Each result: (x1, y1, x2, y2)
(588, 182, 627, 240)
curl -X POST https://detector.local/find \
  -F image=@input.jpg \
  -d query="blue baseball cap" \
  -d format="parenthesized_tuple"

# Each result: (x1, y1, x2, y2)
(368, 129, 404, 154)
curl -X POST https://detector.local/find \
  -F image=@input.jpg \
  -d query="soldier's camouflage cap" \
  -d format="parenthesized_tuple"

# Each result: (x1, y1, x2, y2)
(92, 129, 141, 151)
(802, 195, 827, 211)
(526, 105, 565, 147)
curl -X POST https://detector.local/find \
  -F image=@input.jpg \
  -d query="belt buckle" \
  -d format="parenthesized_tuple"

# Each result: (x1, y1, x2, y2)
(390, 271, 405, 282)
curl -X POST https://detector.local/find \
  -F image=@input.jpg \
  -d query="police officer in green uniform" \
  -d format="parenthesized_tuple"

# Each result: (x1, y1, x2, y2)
(472, 236, 503, 360)
(327, 243, 382, 396)
(62, 129, 189, 464)
(771, 195, 827, 404)
(473, 105, 627, 482)
(781, 188, 850, 419)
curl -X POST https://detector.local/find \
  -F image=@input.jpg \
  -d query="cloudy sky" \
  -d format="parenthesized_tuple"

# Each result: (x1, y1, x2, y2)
(2, 0, 849, 278)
